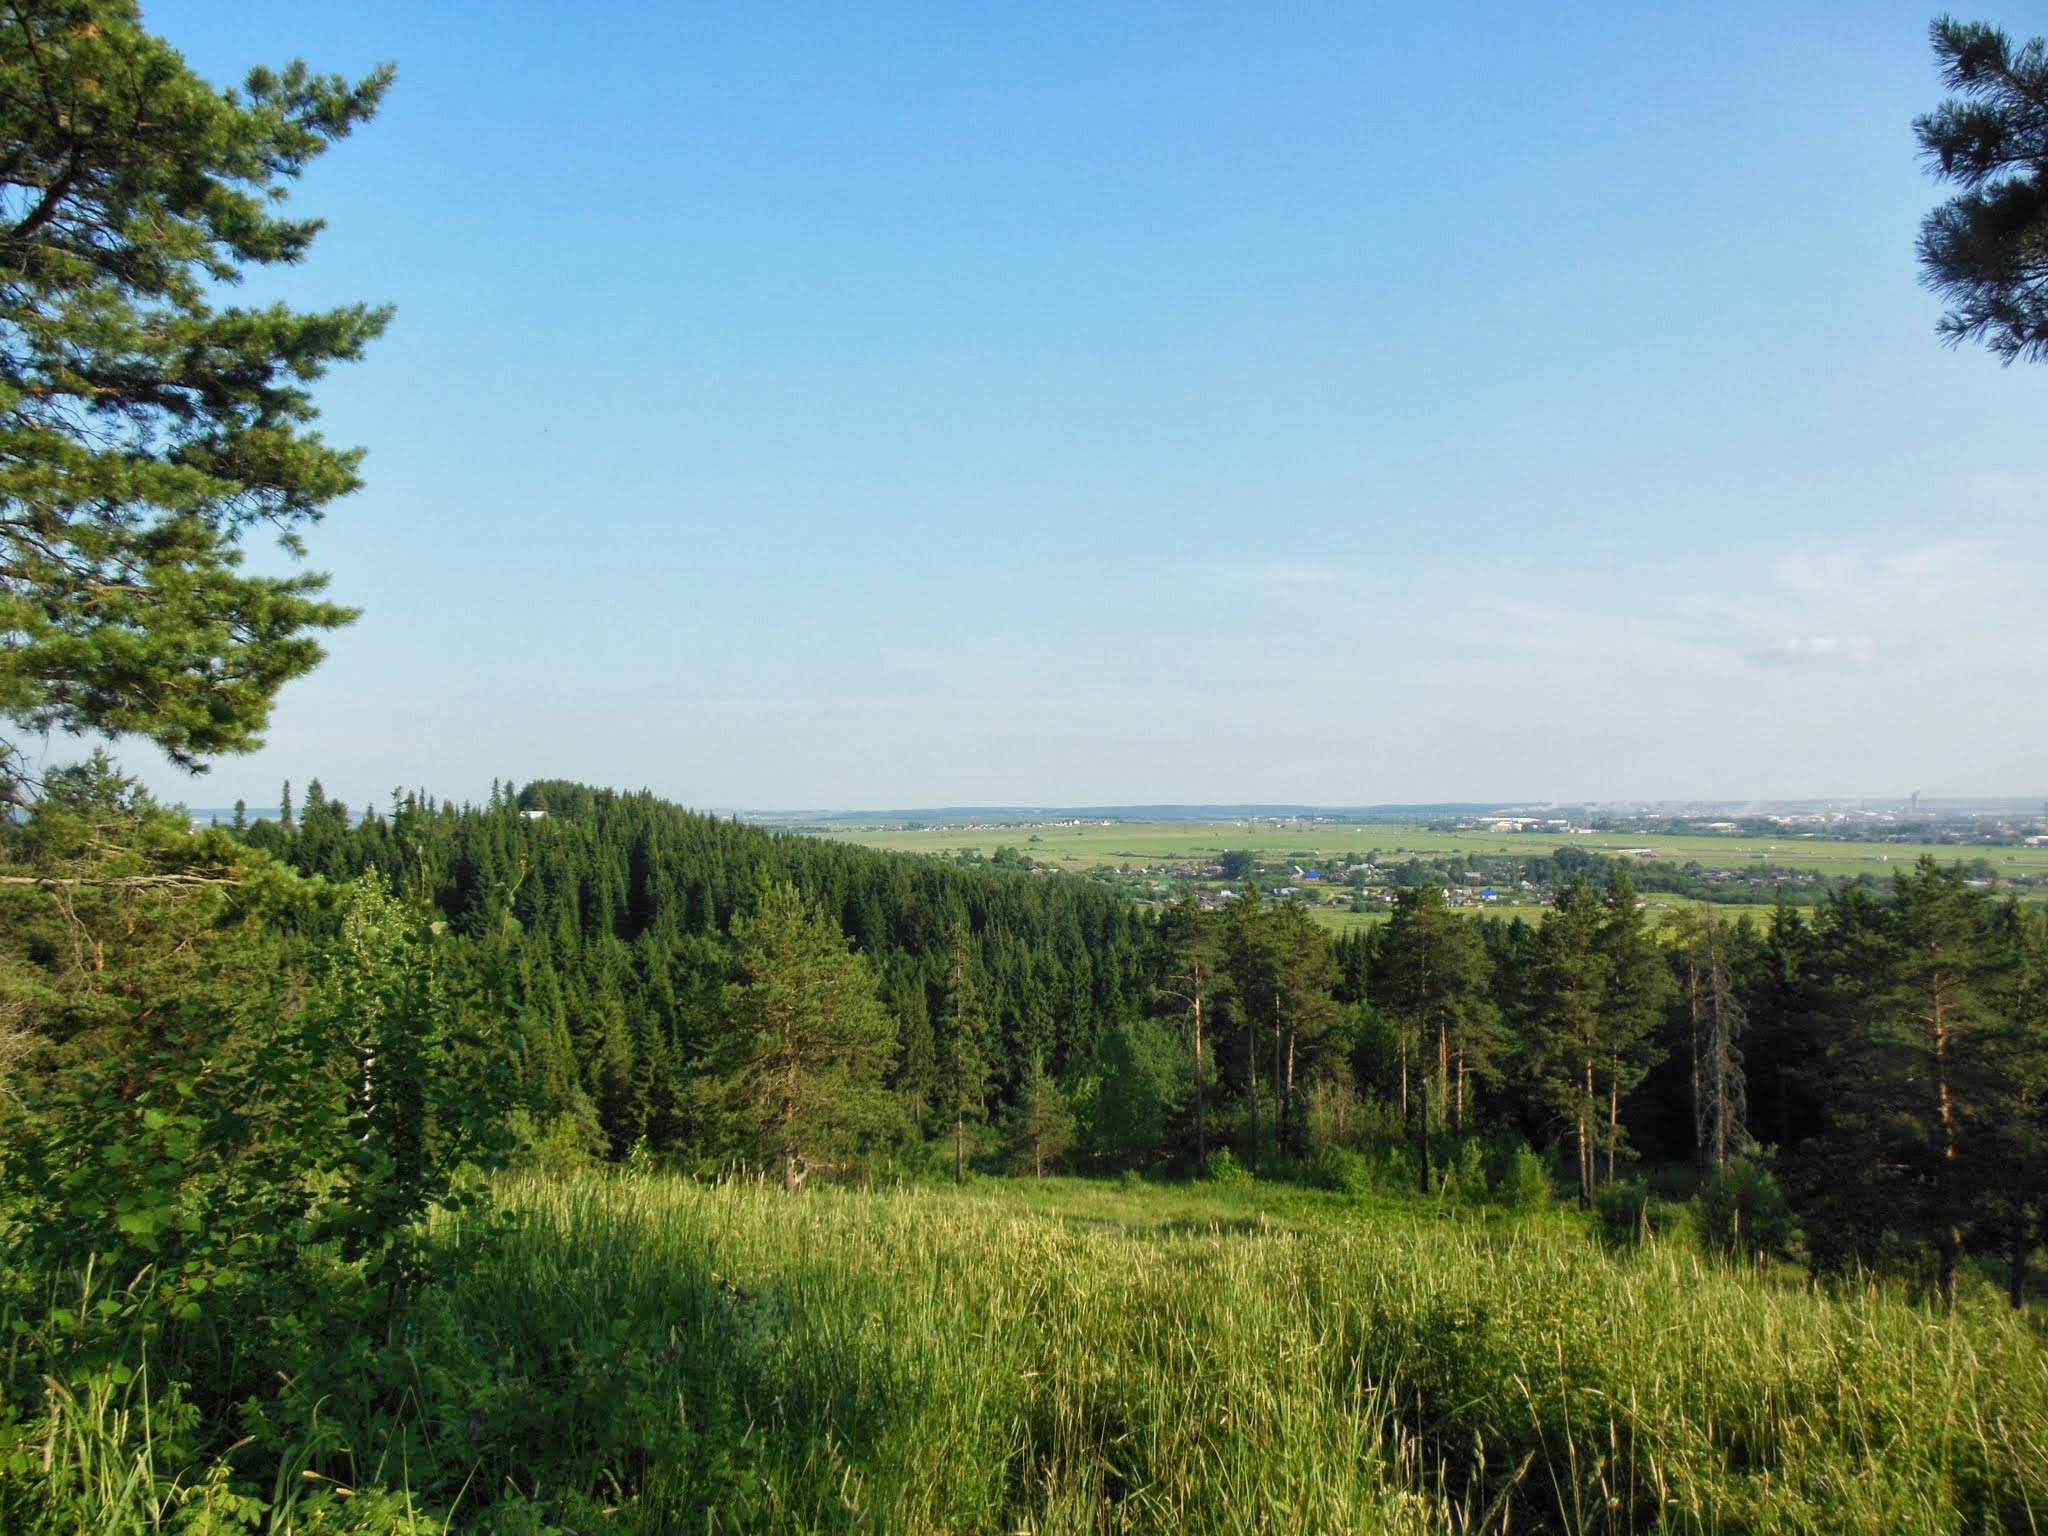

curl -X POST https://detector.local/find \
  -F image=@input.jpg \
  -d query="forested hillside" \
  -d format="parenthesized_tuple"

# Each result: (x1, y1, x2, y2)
(244, 779, 1151, 1171)
(220, 776, 2048, 1311)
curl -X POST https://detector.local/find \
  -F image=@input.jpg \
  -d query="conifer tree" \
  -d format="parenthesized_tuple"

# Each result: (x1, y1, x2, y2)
(713, 880, 897, 1190)
(1006, 1049, 1074, 1177)
(1804, 861, 2014, 1300)
(1526, 878, 1610, 1206)
(1153, 899, 1220, 1164)
(1596, 870, 1671, 1183)
(935, 924, 991, 1183)
(0, 1, 391, 782)
(1915, 17, 2048, 362)
(1377, 884, 1494, 1188)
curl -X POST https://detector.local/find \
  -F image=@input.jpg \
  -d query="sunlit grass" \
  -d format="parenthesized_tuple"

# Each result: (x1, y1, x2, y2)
(399, 1172, 2048, 1533)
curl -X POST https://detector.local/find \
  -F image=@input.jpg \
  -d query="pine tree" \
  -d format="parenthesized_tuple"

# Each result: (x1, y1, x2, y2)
(1671, 908, 1750, 1172)
(0, 1, 391, 781)
(713, 880, 897, 1190)
(1596, 870, 1671, 1184)
(1805, 861, 2014, 1301)
(1526, 878, 1610, 1206)
(1153, 899, 1220, 1164)
(1377, 884, 1495, 1190)
(1914, 18, 2048, 362)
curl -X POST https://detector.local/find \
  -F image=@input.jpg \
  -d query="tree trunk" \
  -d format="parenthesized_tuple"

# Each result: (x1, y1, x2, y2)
(1578, 1057, 1595, 1206)
(1272, 1013, 1285, 1154)
(954, 1114, 964, 1185)
(1436, 1021, 1449, 1133)
(1283, 1027, 1298, 1156)
(1688, 952, 1706, 1173)
(1418, 1073, 1433, 1195)
(2009, 1220, 2031, 1310)
(1454, 1048, 1466, 1135)
(1247, 1023, 1261, 1175)
(1606, 1073, 1619, 1187)
(1192, 984, 1206, 1166)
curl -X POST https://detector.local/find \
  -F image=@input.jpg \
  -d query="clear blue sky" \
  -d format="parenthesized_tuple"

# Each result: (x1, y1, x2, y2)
(132, 1, 2048, 811)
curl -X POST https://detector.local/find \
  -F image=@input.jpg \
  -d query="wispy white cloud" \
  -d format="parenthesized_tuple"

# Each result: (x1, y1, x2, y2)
(1745, 633, 1875, 669)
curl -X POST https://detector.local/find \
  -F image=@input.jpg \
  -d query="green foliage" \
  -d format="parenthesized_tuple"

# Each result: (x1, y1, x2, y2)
(709, 879, 898, 1189)
(1496, 1142, 1553, 1212)
(1203, 1145, 1252, 1184)
(1915, 16, 2048, 363)
(271, 1173, 2048, 1531)
(0, 0, 391, 770)
(1005, 1051, 1075, 1177)
(1304, 1144, 1371, 1195)
(1593, 1178, 1651, 1248)
(1697, 1153, 1797, 1261)
(1078, 1015, 1184, 1170)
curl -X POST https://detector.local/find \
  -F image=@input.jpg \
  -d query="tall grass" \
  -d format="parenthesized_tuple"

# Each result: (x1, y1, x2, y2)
(383, 1174, 2046, 1533)
(7, 1173, 2044, 1532)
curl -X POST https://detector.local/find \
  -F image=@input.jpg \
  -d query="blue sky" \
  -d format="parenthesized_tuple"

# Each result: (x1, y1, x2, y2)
(130, 1, 2048, 811)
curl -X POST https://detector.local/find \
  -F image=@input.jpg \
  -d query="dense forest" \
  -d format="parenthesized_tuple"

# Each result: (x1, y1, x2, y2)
(197, 773, 2048, 1307)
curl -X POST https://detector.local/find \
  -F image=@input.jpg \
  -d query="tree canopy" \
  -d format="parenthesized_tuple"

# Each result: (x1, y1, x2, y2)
(1915, 16, 2048, 363)
(0, 0, 391, 781)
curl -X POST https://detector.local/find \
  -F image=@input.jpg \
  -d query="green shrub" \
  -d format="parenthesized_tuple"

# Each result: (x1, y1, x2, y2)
(1594, 1178, 1651, 1247)
(1204, 1146, 1253, 1184)
(1305, 1145, 1372, 1195)
(1697, 1153, 1797, 1260)
(1447, 1140, 1489, 1205)
(1497, 1143, 1552, 1212)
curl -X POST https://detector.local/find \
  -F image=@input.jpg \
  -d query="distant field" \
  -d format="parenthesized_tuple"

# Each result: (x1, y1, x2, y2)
(800, 817, 2048, 887)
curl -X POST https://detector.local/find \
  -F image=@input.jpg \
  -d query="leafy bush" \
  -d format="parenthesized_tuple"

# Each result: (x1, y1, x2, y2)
(1305, 1145, 1372, 1195)
(1204, 1146, 1253, 1184)
(1496, 1143, 1552, 1212)
(1697, 1154, 1797, 1260)
(1594, 1179, 1651, 1247)
(1446, 1140, 1489, 1204)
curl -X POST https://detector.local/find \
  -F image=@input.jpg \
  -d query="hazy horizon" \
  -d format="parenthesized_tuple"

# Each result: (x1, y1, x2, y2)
(113, 2, 2048, 811)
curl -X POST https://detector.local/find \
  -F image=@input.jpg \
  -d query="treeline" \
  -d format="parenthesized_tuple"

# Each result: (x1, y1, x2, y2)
(224, 778, 2048, 1306)
(242, 778, 1151, 1168)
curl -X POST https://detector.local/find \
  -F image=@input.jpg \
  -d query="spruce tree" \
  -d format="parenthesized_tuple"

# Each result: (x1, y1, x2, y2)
(1007, 1049, 1075, 1177)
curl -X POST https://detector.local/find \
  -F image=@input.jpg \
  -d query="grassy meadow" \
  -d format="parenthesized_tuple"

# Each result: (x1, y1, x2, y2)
(52, 1170, 2035, 1534)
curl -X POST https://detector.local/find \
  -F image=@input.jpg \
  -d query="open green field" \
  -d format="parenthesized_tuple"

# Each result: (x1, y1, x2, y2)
(800, 817, 2048, 887)
(321, 1173, 2048, 1531)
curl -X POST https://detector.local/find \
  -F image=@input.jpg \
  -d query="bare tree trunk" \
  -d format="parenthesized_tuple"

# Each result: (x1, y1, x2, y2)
(1606, 1074, 1619, 1187)
(1934, 976, 1960, 1305)
(1192, 983, 1206, 1166)
(1454, 1048, 1466, 1135)
(1283, 1027, 1297, 1155)
(1418, 1073, 1433, 1195)
(1687, 950, 1706, 1172)
(1436, 1022, 1449, 1133)
(1247, 1022, 1261, 1175)
(1579, 1058, 1596, 1206)
(1272, 1017, 1285, 1155)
